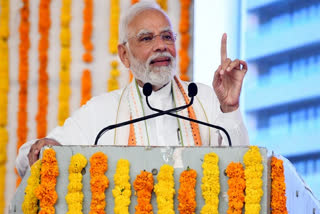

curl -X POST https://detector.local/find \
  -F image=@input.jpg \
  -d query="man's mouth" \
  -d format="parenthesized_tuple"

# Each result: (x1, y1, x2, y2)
(150, 57, 171, 66)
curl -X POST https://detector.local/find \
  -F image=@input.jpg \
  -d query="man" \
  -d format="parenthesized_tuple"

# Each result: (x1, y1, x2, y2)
(16, 1, 249, 177)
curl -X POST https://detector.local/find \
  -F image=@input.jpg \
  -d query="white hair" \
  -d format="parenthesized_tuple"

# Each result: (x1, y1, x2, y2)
(119, 1, 171, 44)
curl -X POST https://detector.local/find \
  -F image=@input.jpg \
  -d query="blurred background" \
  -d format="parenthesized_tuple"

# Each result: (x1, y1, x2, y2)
(194, 0, 320, 199)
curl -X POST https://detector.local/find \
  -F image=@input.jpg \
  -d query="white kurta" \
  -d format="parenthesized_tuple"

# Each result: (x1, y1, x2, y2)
(16, 80, 249, 177)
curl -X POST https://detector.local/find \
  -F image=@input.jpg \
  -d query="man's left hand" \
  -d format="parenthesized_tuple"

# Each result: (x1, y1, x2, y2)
(213, 33, 248, 113)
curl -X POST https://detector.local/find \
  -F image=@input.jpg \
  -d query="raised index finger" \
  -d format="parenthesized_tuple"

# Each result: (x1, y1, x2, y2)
(220, 33, 227, 64)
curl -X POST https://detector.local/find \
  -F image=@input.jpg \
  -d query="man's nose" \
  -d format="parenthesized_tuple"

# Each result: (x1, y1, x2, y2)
(152, 36, 167, 52)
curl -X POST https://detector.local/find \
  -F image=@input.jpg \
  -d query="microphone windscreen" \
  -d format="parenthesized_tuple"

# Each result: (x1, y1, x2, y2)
(188, 83, 198, 97)
(143, 83, 153, 96)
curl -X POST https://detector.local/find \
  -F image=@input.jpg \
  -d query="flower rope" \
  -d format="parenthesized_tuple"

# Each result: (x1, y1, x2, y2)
(200, 152, 220, 214)
(156, 0, 167, 11)
(58, 0, 72, 126)
(178, 167, 197, 214)
(107, 0, 120, 92)
(178, 0, 191, 81)
(89, 152, 109, 214)
(65, 153, 87, 214)
(271, 157, 288, 214)
(225, 162, 245, 214)
(243, 146, 264, 214)
(80, 0, 93, 105)
(35, 148, 59, 214)
(133, 170, 154, 214)
(36, 0, 51, 138)
(16, 0, 30, 187)
(154, 164, 175, 214)
(112, 159, 131, 214)
(22, 160, 41, 214)
(0, 0, 9, 210)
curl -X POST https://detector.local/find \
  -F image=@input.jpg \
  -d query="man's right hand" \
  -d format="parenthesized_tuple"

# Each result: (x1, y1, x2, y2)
(28, 138, 61, 166)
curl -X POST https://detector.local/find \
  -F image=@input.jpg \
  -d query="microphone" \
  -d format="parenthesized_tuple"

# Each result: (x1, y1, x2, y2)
(143, 82, 232, 147)
(94, 84, 195, 145)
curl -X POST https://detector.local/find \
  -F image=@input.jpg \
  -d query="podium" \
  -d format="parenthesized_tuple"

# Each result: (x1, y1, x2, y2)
(9, 146, 320, 213)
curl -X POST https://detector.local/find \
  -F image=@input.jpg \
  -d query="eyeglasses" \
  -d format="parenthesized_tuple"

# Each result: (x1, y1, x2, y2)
(125, 31, 177, 46)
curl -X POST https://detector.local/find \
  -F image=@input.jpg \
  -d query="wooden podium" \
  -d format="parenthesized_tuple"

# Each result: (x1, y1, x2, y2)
(9, 146, 320, 213)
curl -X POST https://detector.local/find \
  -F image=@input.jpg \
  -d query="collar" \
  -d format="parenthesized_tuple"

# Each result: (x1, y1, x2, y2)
(136, 79, 172, 100)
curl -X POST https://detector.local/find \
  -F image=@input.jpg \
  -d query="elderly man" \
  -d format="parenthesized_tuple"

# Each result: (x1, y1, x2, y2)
(16, 1, 249, 177)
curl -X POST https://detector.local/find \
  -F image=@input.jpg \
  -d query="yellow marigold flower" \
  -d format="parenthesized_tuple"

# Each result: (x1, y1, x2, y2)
(22, 160, 42, 214)
(112, 159, 131, 214)
(201, 152, 220, 214)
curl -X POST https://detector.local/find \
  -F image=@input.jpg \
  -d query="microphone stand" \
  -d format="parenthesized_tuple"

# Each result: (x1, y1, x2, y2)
(145, 96, 233, 147)
(94, 96, 195, 145)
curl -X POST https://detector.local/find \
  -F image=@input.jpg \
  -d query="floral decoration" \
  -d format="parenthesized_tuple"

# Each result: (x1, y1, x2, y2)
(22, 160, 42, 214)
(271, 157, 288, 214)
(107, 0, 120, 92)
(200, 152, 220, 214)
(154, 164, 175, 214)
(81, 0, 93, 105)
(58, 0, 72, 126)
(16, 0, 30, 187)
(179, 0, 191, 81)
(36, 0, 52, 138)
(156, 0, 167, 11)
(133, 170, 154, 214)
(35, 148, 59, 214)
(0, 0, 9, 210)
(226, 162, 245, 214)
(65, 153, 87, 214)
(112, 159, 131, 214)
(243, 146, 264, 214)
(89, 152, 109, 214)
(178, 167, 197, 214)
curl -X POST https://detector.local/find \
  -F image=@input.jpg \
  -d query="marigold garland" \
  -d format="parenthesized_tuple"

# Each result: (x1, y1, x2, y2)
(112, 159, 131, 214)
(36, 0, 51, 138)
(178, 167, 197, 214)
(81, 0, 93, 106)
(133, 170, 154, 214)
(243, 146, 264, 214)
(154, 164, 175, 214)
(22, 160, 41, 214)
(107, 0, 120, 92)
(226, 162, 245, 214)
(89, 152, 109, 214)
(178, 0, 191, 81)
(16, 0, 30, 187)
(65, 153, 87, 214)
(35, 148, 59, 214)
(271, 157, 288, 214)
(156, 0, 167, 11)
(58, 0, 72, 126)
(0, 0, 9, 210)
(200, 152, 220, 214)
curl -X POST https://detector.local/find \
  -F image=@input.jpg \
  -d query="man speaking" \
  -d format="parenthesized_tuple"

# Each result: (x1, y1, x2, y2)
(16, 1, 249, 177)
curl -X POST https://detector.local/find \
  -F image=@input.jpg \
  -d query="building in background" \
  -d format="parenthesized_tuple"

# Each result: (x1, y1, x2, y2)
(243, 0, 320, 199)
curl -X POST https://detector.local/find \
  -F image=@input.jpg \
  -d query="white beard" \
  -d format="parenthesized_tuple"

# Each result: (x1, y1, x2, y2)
(128, 50, 176, 87)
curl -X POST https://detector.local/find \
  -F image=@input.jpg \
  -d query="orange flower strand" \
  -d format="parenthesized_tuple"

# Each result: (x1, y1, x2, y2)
(36, 0, 51, 138)
(133, 170, 154, 214)
(271, 157, 288, 214)
(226, 162, 245, 214)
(89, 152, 109, 214)
(178, 0, 191, 81)
(34, 148, 59, 214)
(16, 0, 30, 187)
(178, 168, 197, 214)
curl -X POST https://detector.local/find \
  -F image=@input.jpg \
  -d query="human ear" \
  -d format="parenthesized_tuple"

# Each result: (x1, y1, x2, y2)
(118, 44, 130, 68)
